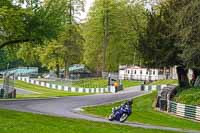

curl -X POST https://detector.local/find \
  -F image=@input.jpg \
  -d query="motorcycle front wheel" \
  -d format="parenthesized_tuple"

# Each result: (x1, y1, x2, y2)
(119, 113, 128, 123)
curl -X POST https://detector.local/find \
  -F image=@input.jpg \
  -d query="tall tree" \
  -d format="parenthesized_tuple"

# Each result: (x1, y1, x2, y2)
(39, 41, 64, 77)
(39, 26, 83, 78)
(83, 0, 146, 73)
(173, 0, 200, 82)
(38, 0, 84, 77)
(0, 0, 69, 49)
(137, 0, 200, 87)
(102, 0, 109, 72)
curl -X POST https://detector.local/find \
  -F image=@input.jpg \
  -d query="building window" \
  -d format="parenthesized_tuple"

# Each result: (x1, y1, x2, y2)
(149, 70, 152, 75)
(128, 70, 130, 74)
(146, 71, 148, 75)
(153, 71, 155, 75)
(140, 70, 142, 74)
(134, 70, 137, 74)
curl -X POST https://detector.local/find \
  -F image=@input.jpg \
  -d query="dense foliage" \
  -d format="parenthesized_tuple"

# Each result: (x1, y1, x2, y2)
(175, 87, 200, 105)
(83, 0, 146, 72)
(137, 0, 200, 87)
(1, 0, 200, 85)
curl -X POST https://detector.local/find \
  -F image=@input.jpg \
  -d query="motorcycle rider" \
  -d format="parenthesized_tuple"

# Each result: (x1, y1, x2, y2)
(108, 99, 133, 122)
(121, 99, 133, 111)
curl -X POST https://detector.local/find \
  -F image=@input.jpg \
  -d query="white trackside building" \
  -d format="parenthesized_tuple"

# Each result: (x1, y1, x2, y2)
(119, 65, 192, 81)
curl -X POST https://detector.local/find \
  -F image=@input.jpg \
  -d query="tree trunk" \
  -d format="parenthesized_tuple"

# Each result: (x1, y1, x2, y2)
(192, 68, 200, 80)
(192, 68, 200, 86)
(176, 66, 189, 88)
(64, 60, 68, 79)
(102, 0, 109, 73)
(56, 63, 60, 78)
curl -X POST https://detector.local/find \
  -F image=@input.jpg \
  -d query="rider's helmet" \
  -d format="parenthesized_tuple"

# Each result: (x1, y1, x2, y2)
(127, 99, 133, 105)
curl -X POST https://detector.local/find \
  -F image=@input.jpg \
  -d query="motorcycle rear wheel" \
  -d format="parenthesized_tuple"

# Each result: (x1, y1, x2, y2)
(119, 113, 128, 123)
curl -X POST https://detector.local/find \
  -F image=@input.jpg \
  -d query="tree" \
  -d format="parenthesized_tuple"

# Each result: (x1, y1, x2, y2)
(38, 0, 84, 77)
(16, 43, 40, 66)
(173, 0, 200, 83)
(137, 0, 189, 87)
(39, 41, 64, 77)
(83, 0, 147, 73)
(0, 0, 86, 76)
(0, 48, 25, 71)
(159, 0, 200, 87)
(58, 25, 83, 77)
(0, 0, 70, 49)
(137, 0, 200, 87)
(39, 26, 83, 78)
(62, 0, 84, 77)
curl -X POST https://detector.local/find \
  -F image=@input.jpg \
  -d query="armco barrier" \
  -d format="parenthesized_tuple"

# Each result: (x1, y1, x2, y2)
(169, 101, 200, 121)
(17, 77, 116, 93)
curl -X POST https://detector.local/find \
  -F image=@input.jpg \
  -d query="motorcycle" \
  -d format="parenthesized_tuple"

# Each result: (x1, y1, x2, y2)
(108, 102, 132, 123)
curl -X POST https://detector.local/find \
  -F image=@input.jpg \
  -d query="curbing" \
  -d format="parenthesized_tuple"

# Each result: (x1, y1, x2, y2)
(17, 77, 115, 94)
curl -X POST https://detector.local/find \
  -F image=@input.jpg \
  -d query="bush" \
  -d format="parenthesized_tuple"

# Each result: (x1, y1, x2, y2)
(174, 87, 200, 105)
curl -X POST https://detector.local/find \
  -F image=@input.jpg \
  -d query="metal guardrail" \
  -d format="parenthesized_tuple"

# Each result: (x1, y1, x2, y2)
(0, 67, 38, 75)
(168, 101, 200, 121)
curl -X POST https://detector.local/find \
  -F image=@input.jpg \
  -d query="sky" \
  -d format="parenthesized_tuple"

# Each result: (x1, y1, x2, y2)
(79, 0, 154, 21)
(19, 0, 153, 22)
(79, 0, 94, 21)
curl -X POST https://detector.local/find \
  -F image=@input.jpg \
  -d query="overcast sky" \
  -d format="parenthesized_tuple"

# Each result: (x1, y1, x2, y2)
(80, 0, 94, 21)
(79, 0, 154, 21)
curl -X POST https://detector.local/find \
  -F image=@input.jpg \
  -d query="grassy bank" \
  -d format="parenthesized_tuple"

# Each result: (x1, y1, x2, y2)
(0, 80, 87, 98)
(0, 78, 142, 99)
(48, 78, 142, 88)
(122, 80, 143, 88)
(1, 78, 142, 89)
(84, 92, 200, 130)
(0, 109, 178, 133)
(149, 80, 178, 85)
(174, 87, 200, 105)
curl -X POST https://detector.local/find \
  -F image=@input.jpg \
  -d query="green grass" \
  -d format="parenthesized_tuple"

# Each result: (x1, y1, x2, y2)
(149, 80, 178, 85)
(1, 78, 142, 89)
(0, 109, 178, 133)
(174, 87, 200, 105)
(49, 78, 142, 88)
(0, 79, 87, 99)
(83, 92, 200, 130)
(72, 78, 108, 88)
(122, 80, 143, 88)
(0, 78, 142, 99)
(47, 78, 108, 88)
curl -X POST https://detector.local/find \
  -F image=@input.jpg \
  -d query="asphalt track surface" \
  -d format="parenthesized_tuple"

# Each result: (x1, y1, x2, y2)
(0, 86, 199, 133)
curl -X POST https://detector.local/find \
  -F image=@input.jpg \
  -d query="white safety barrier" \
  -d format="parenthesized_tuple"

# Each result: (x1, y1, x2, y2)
(17, 77, 117, 94)
(141, 84, 168, 91)
(169, 101, 200, 121)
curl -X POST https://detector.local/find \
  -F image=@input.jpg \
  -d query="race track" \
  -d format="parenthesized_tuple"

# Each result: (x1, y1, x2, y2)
(0, 86, 199, 133)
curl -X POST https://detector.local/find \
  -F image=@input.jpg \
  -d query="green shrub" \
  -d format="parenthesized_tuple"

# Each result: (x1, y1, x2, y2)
(174, 87, 200, 105)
